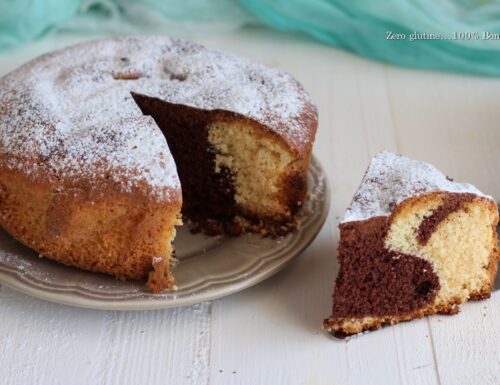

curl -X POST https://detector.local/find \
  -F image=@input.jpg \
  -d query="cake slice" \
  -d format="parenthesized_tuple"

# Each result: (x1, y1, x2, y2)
(323, 151, 499, 336)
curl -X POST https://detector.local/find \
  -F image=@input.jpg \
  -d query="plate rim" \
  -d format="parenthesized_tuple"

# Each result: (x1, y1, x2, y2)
(0, 156, 330, 310)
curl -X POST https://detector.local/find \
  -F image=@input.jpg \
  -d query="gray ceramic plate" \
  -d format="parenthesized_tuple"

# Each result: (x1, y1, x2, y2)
(0, 157, 329, 310)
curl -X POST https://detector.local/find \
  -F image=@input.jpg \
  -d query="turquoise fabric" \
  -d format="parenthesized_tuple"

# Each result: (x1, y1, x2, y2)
(1, 0, 500, 76)
(63, 0, 255, 35)
(0, 0, 80, 50)
(0, 0, 254, 51)
(239, 0, 500, 76)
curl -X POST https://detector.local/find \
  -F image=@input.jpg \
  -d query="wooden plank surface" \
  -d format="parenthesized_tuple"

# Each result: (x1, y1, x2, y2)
(0, 27, 498, 385)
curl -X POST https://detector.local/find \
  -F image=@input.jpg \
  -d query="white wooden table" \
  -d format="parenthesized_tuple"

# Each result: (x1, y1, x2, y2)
(0, 27, 499, 385)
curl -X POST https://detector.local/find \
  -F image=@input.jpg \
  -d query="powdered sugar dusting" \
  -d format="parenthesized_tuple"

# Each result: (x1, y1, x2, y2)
(0, 37, 314, 200)
(342, 151, 490, 223)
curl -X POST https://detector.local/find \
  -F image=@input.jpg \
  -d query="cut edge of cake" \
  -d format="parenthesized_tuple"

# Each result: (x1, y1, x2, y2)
(132, 94, 317, 238)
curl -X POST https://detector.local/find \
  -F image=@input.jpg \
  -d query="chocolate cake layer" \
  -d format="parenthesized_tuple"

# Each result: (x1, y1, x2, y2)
(132, 93, 237, 223)
(417, 193, 476, 245)
(332, 217, 439, 319)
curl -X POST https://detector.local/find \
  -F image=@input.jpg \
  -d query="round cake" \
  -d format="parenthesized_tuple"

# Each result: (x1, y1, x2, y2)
(0, 37, 318, 291)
